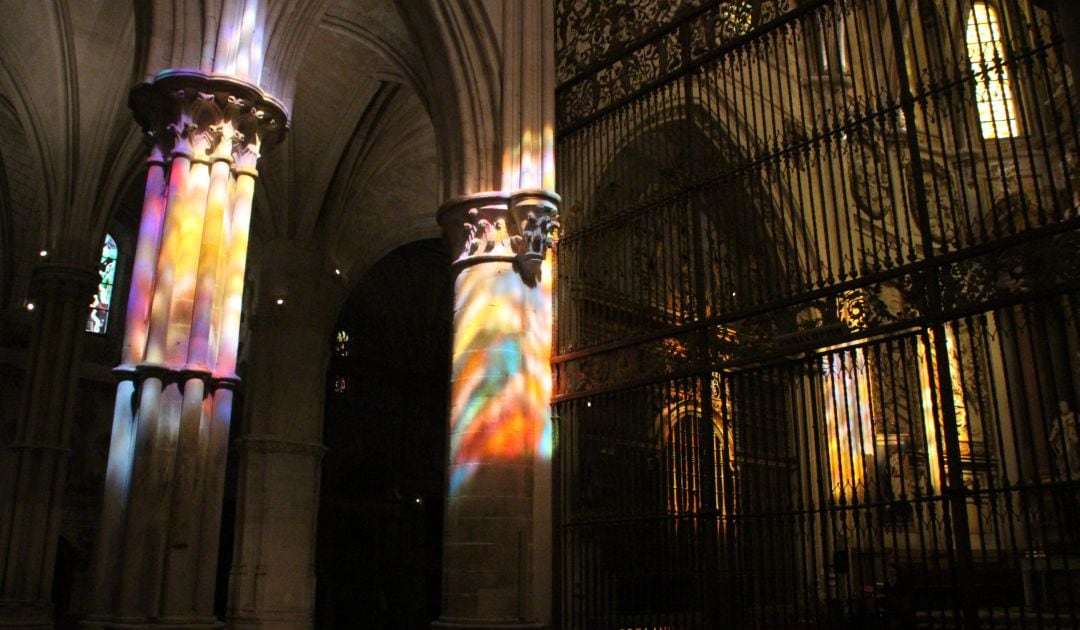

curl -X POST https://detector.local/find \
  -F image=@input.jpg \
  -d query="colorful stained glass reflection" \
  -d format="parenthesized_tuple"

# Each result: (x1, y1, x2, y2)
(447, 260, 553, 495)
(86, 234, 118, 334)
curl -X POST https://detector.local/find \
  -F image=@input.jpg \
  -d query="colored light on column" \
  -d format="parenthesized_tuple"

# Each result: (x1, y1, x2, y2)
(448, 257, 553, 495)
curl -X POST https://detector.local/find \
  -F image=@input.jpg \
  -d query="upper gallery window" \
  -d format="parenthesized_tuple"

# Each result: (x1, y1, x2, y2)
(86, 234, 118, 334)
(966, 2, 1019, 138)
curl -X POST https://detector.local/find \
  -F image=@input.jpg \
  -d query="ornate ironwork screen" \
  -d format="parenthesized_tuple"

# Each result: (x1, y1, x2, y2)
(553, 0, 1080, 627)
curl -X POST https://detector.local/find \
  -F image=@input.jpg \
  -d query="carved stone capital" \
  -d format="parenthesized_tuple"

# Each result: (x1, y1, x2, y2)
(438, 189, 560, 285)
(438, 192, 515, 269)
(509, 188, 561, 286)
(129, 70, 288, 172)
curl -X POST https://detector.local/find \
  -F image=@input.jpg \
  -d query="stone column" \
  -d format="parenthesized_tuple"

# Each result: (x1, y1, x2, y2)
(433, 189, 558, 629)
(85, 70, 287, 629)
(0, 263, 97, 628)
(226, 242, 340, 630)
(432, 1, 558, 626)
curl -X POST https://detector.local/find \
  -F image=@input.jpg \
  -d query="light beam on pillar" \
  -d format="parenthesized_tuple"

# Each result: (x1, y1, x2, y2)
(436, 189, 558, 626)
(87, 69, 286, 629)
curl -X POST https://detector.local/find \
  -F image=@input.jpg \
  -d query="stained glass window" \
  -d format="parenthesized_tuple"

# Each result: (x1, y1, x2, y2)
(333, 376, 348, 394)
(967, 2, 1019, 138)
(334, 329, 350, 357)
(86, 234, 117, 334)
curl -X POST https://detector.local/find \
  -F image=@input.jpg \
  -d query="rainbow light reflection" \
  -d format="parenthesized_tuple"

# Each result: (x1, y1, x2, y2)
(448, 258, 553, 495)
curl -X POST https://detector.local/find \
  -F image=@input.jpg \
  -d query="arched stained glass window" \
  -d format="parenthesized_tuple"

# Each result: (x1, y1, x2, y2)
(86, 234, 117, 334)
(334, 329, 350, 357)
(967, 2, 1019, 138)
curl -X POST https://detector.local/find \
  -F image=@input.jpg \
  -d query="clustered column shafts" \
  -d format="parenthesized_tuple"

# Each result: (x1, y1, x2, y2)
(88, 70, 286, 628)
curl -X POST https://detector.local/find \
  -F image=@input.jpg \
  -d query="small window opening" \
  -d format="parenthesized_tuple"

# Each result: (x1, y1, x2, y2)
(86, 234, 117, 334)
(967, 2, 1019, 138)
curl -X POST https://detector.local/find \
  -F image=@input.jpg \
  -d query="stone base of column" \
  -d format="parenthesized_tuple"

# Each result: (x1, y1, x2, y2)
(432, 620, 546, 630)
(81, 616, 223, 629)
(0, 601, 52, 628)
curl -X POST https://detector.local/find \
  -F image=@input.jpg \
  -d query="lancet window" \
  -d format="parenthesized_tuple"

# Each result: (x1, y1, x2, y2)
(967, 2, 1019, 138)
(86, 234, 117, 334)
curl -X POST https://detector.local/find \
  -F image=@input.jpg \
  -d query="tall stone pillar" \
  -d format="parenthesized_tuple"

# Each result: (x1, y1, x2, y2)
(85, 70, 286, 628)
(0, 263, 97, 628)
(434, 1, 558, 626)
(433, 189, 558, 629)
(226, 242, 340, 630)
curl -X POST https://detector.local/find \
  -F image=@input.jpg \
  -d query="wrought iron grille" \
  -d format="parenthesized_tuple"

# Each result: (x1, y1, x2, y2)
(553, 0, 1080, 627)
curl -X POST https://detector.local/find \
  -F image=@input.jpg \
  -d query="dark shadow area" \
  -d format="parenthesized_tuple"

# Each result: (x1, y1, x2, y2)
(315, 238, 452, 629)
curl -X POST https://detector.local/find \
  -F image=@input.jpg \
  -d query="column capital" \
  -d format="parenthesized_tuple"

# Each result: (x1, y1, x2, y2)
(509, 188, 560, 286)
(438, 189, 560, 285)
(28, 263, 98, 304)
(438, 192, 514, 270)
(129, 69, 289, 171)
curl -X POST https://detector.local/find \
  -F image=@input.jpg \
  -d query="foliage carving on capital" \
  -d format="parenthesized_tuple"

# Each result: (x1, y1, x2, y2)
(130, 70, 289, 169)
(509, 189, 561, 286)
(438, 190, 561, 284)
(438, 194, 514, 268)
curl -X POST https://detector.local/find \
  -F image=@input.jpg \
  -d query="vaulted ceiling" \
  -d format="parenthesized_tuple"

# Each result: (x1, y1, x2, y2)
(0, 0, 445, 313)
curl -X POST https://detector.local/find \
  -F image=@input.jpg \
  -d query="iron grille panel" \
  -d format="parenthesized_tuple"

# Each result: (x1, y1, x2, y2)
(554, 0, 1080, 627)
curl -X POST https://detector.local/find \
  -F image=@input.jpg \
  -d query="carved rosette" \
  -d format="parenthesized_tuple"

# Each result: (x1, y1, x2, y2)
(129, 69, 288, 174)
(438, 190, 561, 284)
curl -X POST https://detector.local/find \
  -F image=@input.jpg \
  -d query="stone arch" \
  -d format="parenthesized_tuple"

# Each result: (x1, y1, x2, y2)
(316, 237, 452, 627)
(568, 112, 808, 332)
(394, 0, 501, 198)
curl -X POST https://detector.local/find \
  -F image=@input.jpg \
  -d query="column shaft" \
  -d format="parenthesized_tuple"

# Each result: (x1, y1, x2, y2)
(225, 243, 339, 629)
(435, 191, 557, 629)
(0, 265, 97, 628)
(87, 70, 286, 628)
